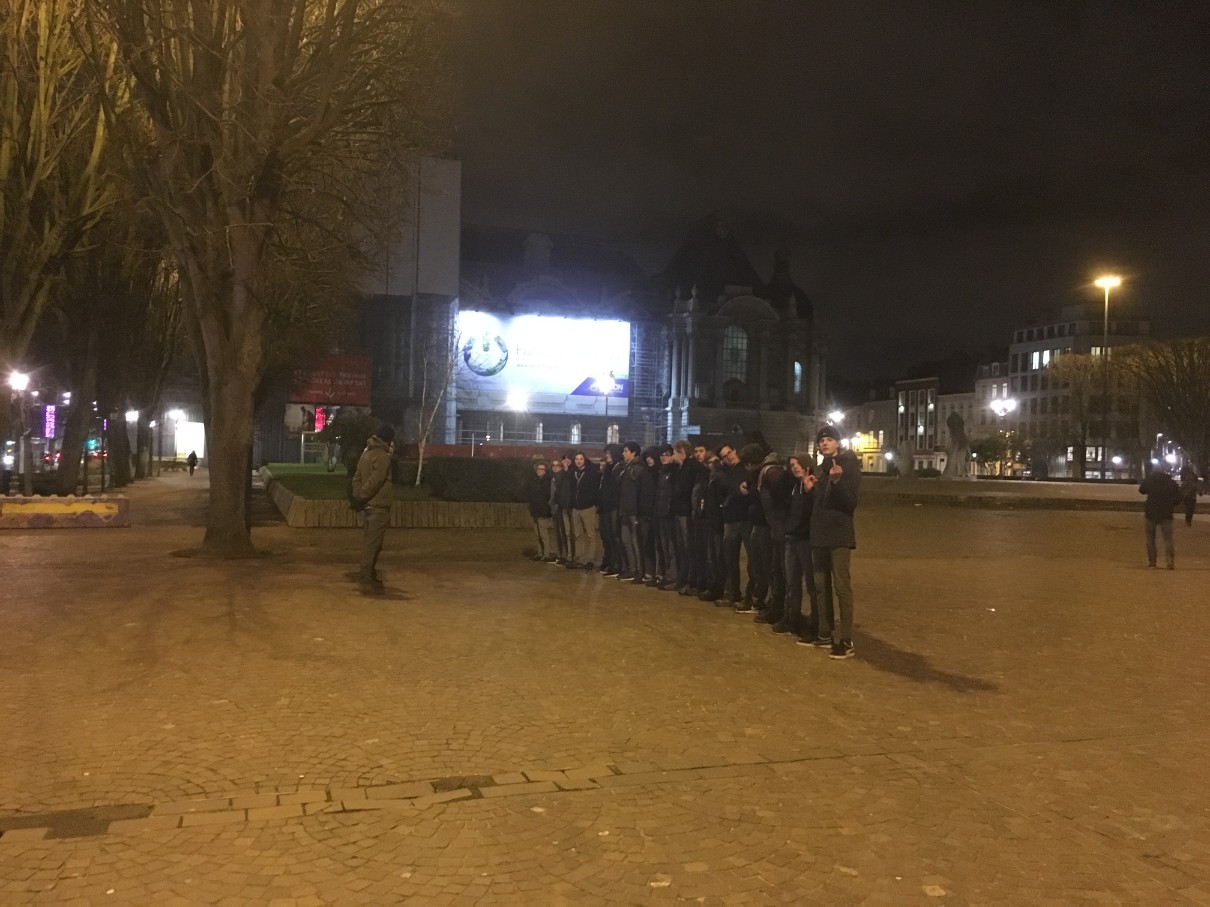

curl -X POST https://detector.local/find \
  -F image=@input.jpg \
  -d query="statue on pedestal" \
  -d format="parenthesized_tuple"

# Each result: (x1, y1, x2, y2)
(943, 411, 971, 478)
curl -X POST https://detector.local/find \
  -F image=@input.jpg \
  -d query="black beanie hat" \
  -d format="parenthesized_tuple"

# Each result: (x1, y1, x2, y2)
(815, 424, 839, 444)
(376, 423, 396, 443)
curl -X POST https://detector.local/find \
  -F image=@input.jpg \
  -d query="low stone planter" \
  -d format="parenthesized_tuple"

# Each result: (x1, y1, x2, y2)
(261, 469, 529, 529)
(0, 495, 131, 529)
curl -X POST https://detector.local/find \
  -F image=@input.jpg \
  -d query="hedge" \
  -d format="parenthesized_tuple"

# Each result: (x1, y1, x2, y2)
(422, 456, 533, 503)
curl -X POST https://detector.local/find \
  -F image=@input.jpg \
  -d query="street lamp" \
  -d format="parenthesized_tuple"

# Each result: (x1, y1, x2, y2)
(506, 389, 528, 447)
(1094, 275, 1122, 480)
(827, 409, 845, 424)
(989, 398, 1018, 476)
(8, 371, 33, 494)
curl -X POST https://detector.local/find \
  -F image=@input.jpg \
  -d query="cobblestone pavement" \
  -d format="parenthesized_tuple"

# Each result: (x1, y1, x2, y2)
(2, 474, 1208, 905)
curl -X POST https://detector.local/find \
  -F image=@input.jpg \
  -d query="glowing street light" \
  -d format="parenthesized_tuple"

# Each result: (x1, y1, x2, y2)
(167, 408, 186, 422)
(989, 397, 1017, 418)
(125, 410, 139, 424)
(1094, 275, 1122, 480)
(8, 371, 29, 392)
(827, 410, 845, 423)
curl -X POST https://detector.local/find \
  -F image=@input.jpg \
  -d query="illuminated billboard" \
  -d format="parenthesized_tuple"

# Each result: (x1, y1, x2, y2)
(455, 311, 630, 416)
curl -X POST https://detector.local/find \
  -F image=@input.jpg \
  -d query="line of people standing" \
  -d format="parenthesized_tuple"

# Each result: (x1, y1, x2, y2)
(525, 425, 861, 659)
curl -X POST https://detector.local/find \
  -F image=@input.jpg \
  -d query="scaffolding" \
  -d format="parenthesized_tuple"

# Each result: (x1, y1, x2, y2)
(628, 319, 669, 445)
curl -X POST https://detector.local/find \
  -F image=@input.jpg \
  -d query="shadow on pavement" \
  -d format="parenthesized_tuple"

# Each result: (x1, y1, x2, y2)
(857, 631, 998, 693)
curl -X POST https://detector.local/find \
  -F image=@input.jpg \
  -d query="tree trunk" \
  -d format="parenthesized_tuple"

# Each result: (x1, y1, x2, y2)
(201, 372, 258, 557)
(108, 411, 133, 487)
(56, 396, 94, 496)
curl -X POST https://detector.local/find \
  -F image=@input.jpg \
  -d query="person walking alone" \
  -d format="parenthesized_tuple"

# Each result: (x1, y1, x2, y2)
(1140, 467, 1181, 568)
(1178, 464, 1201, 527)
(350, 423, 396, 595)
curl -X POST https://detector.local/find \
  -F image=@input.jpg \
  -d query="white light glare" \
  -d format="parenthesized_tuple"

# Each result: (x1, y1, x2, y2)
(1111, 456, 1123, 465)
(506, 390, 528, 411)
(1164, 453, 1178, 465)
(167, 409, 186, 422)
(125, 410, 139, 424)
(8, 371, 29, 392)
(827, 410, 844, 423)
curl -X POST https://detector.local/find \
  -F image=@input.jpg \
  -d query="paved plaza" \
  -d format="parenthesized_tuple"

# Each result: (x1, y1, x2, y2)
(2, 473, 1209, 905)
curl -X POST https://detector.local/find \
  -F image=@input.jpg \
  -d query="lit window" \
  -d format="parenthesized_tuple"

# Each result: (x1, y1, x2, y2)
(570, 422, 581, 444)
(606, 422, 619, 444)
(1042, 350, 1051, 367)
(1031, 351, 1040, 370)
(534, 421, 543, 443)
(793, 361, 803, 394)
(722, 326, 748, 383)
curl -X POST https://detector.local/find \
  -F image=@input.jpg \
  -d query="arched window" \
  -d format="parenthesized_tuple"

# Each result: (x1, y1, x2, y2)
(606, 422, 620, 444)
(569, 422, 581, 444)
(793, 361, 803, 395)
(722, 326, 748, 383)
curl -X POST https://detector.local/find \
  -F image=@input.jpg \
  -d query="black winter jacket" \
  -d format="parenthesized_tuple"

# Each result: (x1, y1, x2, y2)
(571, 461, 601, 510)
(527, 472, 552, 519)
(809, 449, 861, 549)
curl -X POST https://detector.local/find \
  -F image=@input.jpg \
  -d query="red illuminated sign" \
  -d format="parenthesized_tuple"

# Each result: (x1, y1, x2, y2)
(290, 355, 371, 406)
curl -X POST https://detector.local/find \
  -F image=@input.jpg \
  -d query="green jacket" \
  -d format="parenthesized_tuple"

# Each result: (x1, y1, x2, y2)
(353, 437, 394, 508)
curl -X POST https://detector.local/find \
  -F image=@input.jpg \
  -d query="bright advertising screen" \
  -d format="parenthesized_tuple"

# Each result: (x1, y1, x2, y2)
(455, 311, 630, 415)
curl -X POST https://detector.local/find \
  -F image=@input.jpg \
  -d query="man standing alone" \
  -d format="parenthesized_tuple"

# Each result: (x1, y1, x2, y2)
(1140, 467, 1180, 568)
(810, 426, 861, 659)
(351, 423, 396, 595)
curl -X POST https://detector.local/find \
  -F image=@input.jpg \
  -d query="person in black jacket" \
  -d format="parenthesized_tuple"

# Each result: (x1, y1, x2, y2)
(617, 441, 645, 581)
(672, 440, 703, 594)
(717, 443, 751, 605)
(654, 444, 679, 590)
(753, 453, 792, 629)
(597, 444, 624, 575)
(698, 451, 727, 601)
(548, 457, 572, 565)
(526, 460, 555, 561)
(809, 426, 862, 659)
(637, 447, 660, 585)
(784, 455, 827, 645)
(1140, 467, 1181, 568)
(568, 451, 601, 569)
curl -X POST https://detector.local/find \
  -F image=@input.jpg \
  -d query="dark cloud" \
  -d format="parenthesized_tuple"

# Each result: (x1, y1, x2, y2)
(451, 1, 1210, 376)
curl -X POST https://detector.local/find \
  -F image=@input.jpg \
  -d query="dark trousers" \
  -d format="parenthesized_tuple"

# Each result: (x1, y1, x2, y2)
(722, 520, 748, 601)
(1145, 517, 1175, 566)
(638, 516, 655, 578)
(813, 546, 853, 643)
(359, 506, 390, 582)
(674, 516, 693, 587)
(705, 523, 724, 593)
(552, 507, 573, 560)
(599, 509, 620, 569)
(744, 523, 772, 604)
(621, 515, 649, 577)
(767, 530, 786, 608)
(1183, 495, 1197, 526)
(784, 537, 819, 634)
(656, 516, 678, 581)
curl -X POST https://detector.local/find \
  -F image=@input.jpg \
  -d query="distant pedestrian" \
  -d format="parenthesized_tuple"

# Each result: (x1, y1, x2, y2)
(809, 426, 862, 659)
(186, 450, 198, 476)
(1139, 467, 1181, 568)
(526, 460, 555, 561)
(1178, 464, 1201, 527)
(350, 423, 396, 594)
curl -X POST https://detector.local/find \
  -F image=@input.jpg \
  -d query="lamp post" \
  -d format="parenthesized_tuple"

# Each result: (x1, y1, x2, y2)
(8, 371, 33, 494)
(593, 372, 618, 442)
(1094, 275, 1122, 480)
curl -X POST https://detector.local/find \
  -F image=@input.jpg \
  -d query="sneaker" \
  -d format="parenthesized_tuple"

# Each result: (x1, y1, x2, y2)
(605, 569, 621, 577)
(678, 585, 696, 596)
(660, 581, 679, 591)
(732, 601, 755, 614)
(812, 635, 833, 648)
(542, 555, 558, 563)
(714, 597, 735, 607)
(769, 620, 797, 635)
(753, 610, 781, 625)
(698, 590, 719, 602)
(829, 640, 855, 659)
(644, 577, 661, 588)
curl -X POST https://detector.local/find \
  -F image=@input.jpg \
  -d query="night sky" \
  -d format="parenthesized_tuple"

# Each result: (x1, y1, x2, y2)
(451, 2, 1210, 379)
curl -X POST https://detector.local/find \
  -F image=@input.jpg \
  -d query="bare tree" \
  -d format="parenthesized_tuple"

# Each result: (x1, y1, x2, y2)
(1119, 337, 1210, 474)
(84, 0, 450, 556)
(0, 0, 118, 444)
(1049, 353, 1099, 480)
(413, 303, 459, 486)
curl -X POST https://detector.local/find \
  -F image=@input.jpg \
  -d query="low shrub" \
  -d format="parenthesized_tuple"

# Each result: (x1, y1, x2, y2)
(423, 456, 531, 503)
